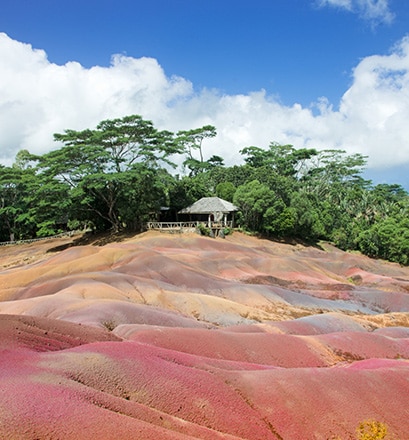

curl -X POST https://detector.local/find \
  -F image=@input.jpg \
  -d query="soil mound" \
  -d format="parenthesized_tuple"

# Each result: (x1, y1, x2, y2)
(0, 231, 408, 439)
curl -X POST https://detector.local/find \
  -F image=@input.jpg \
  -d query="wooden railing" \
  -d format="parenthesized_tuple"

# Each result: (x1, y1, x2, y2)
(0, 230, 79, 247)
(146, 221, 233, 231)
(146, 222, 198, 230)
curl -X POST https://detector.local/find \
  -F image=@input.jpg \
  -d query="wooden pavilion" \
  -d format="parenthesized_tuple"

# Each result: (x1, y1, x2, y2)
(146, 197, 238, 234)
(178, 197, 238, 228)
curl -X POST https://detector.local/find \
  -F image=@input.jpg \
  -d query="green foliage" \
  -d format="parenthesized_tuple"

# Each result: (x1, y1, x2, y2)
(197, 223, 211, 236)
(0, 157, 72, 240)
(290, 192, 327, 240)
(44, 114, 180, 232)
(169, 175, 211, 212)
(357, 216, 409, 265)
(35, 220, 60, 237)
(1, 118, 408, 268)
(0, 165, 25, 241)
(241, 143, 317, 177)
(233, 180, 275, 231)
(222, 226, 232, 236)
(263, 202, 297, 236)
(216, 181, 236, 202)
(177, 125, 217, 175)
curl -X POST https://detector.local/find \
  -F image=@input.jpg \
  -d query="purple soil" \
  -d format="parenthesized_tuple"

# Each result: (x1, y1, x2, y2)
(0, 231, 409, 439)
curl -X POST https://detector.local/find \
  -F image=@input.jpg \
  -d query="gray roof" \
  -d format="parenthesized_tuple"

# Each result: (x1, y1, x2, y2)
(179, 197, 238, 214)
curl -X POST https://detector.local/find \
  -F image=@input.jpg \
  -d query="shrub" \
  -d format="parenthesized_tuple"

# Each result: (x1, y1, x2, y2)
(102, 319, 116, 331)
(222, 227, 232, 236)
(197, 223, 211, 236)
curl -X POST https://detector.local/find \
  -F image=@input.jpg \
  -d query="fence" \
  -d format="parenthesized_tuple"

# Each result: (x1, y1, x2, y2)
(0, 231, 78, 247)
(146, 221, 233, 231)
(146, 221, 198, 231)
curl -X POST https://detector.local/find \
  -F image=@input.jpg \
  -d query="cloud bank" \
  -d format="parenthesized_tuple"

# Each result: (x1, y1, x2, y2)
(1, 32, 409, 171)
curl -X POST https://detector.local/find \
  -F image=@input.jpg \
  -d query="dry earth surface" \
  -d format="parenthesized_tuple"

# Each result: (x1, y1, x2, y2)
(0, 230, 408, 439)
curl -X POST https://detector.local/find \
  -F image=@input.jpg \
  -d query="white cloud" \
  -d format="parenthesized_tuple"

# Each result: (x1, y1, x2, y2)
(1, 32, 409, 172)
(0, 32, 192, 164)
(317, 0, 353, 10)
(316, 0, 395, 25)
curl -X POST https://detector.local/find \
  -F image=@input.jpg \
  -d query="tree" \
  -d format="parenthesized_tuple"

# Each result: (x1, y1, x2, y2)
(302, 149, 368, 198)
(19, 170, 72, 237)
(13, 149, 37, 170)
(41, 114, 181, 232)
(290, 192, 327, 240)
(207, 155, 224, 168)
(216, 182, 236, 202)
(0, 152, 71, 240)
(263, 200, 297, 237)
(233, 180, 275, 231)
(116, 165, 172, 231)
(241, 143, 317, 178)
(357, 215, 409, 265)
(177, 125, 217, 175)
(169, 175, 212, 212)
(0, 165, 25, 241)
(53, 115, 180, 172)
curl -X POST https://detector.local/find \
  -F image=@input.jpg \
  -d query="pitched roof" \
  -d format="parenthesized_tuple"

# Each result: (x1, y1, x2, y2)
(178, 197, 238, 214)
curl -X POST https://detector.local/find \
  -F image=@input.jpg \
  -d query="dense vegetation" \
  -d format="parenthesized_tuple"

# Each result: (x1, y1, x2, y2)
(1, 114, 408, 265)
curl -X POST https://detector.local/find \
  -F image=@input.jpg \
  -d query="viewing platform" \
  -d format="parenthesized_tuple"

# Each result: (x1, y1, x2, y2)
(146, 221, 233, 234)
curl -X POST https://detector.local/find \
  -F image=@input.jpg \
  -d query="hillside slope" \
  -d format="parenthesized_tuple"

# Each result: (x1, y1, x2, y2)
(0, 231, 408, 439)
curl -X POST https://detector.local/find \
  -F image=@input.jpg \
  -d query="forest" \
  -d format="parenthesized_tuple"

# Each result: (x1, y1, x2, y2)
(1, 114, 408, 265)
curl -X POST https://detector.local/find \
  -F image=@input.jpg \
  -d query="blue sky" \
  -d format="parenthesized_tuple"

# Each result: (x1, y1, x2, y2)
(0, 0, 409, 188)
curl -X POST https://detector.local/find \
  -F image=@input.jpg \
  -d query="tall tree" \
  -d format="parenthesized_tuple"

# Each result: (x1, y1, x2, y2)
(233, 180, 275, 231)
(19, 170, 72, 237)
(0, 165, 25, 241)
(177, 125, 217, 175)
(241, 143, 318, 178)
(41, 115, 181, 232)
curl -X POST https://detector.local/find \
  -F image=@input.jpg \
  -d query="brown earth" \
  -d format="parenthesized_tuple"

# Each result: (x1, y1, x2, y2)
(0, 230, 408, 439)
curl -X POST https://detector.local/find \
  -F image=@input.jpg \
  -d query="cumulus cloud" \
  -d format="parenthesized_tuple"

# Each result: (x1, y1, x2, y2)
(1, 32, 409, 171)
(0, 32, 192, 163)
(316, 0, 395, 25)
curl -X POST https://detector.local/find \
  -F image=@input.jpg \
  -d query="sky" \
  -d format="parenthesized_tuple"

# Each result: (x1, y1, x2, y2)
(0, 0, 409, 188)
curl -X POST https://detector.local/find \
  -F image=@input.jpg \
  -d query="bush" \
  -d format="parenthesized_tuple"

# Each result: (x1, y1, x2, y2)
(197, 223, 211, 236)
(222, 227, 232, 236)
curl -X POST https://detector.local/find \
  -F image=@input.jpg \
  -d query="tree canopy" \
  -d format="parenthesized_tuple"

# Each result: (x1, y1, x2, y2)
(1, 114, 408, 265)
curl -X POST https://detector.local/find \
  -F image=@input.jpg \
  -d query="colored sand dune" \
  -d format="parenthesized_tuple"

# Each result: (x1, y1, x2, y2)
(0, 231, 408, 439)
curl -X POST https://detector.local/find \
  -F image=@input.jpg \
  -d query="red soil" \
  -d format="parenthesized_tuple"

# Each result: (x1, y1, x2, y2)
(0, 231, 408, 439)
